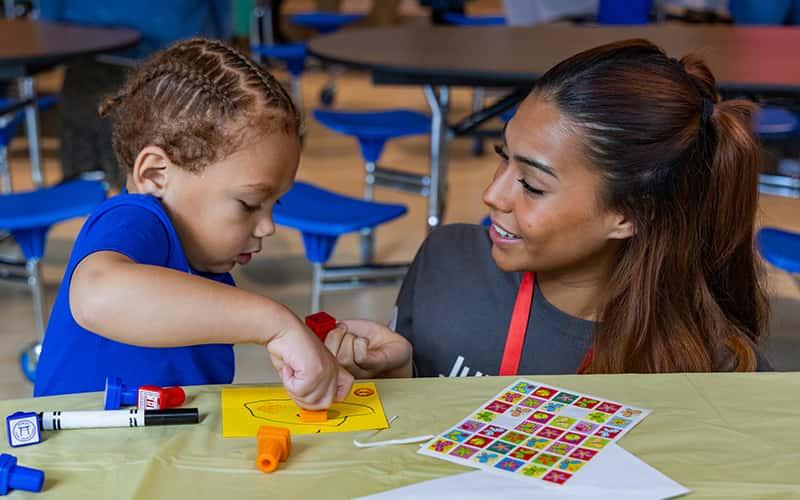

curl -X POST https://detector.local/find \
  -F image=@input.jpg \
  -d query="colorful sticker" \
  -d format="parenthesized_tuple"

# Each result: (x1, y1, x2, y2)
(509, 446, 538, 462)
(495, 457, 525, 472)
(508, 406, 533, 418)
(515, 421, 541, 434)
(543, 470, 572, 485)
(465, 435, 492, 448)
(596, 402, 622, 414)
(583, 437, 610, 450)
(541, 402, 566, 413)
(471, 451, 501, 465)
(519, 464, 549, 478)
(511, 382, 538, 395)
(485, 400, 512, 414)
(519, 397, 545, 409)
(559, 432, 587, 446)
(536, 426, 565, 439)
(573, 397, 601, 409)
(608, 416, 633, 428)
(572, 421, 599, 434)
(557, 458, 586, 473)
(527, 411, 555, 424)
(499, 391, 524, 404)
(478, 425, 508, 438)
(525, 437, 552, 450)
(474, 411, 497, 423)
(458, 420, 485, 433)
(500, 431, 528, 445)
(550, 416, 577, 430)
(553, 392, 580, 404)
(487, 440, 515, 454)
(428, 439, 456, 453)
(532, 453, 560, 467)
(594, 426, 623, 439)
(443, 429, 472, 443)
(585, 411, 610, 424)
(569, 448, 599, 461)
(449, 445, 479, 459)
(619, 408, 643, 418)
(533, 387, 558, 399)
(547, 442, 574, 456)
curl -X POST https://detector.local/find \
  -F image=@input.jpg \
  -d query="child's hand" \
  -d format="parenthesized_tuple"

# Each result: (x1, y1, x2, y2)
(324, 320, 412, 379)
(268, 321, 354, 410)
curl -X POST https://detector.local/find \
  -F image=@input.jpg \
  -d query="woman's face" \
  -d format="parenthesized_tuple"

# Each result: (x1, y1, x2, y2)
(482, 94, 633, 275)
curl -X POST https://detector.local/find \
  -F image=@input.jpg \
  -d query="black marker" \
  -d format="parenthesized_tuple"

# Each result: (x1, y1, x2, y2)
(38, 408, 199, 430)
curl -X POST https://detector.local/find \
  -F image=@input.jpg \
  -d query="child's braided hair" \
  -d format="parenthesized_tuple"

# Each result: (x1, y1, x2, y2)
(100, 38, 300, 174)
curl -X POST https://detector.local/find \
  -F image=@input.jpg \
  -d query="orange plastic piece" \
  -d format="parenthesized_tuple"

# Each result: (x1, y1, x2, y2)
(299, 409, 328, 423)
(257, 425, 291, 473)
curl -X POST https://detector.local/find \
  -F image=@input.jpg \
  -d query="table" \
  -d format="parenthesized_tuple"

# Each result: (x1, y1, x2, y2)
(309, 24, 800, 225)
(1, 373, 798, 498)
(0, 18, 139, 186)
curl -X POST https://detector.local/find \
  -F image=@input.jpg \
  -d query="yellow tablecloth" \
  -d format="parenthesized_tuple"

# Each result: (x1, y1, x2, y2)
(2, 373, 799, 499)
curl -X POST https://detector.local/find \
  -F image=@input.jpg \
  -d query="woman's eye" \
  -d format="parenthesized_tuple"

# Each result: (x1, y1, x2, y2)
(517, 178, 545, 196)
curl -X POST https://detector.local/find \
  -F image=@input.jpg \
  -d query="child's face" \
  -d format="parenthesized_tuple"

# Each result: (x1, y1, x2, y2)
(163, 132, 300, 273)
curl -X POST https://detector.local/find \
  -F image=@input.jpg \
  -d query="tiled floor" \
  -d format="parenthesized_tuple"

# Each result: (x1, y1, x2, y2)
(1, 56, 798, 401)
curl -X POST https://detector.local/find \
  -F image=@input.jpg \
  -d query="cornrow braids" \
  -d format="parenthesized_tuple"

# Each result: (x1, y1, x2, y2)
(99, 38, 300, 174)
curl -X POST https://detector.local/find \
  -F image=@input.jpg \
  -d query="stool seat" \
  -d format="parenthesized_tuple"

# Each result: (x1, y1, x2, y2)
(313, 109, 431, 141)
(757, 227, 800, 274)
(251, 43, 307, 77)
(273, 181, 406, 263)
(442, 13, 506, 25)
(754, 107, 799, 136)
(0, 95, 57, 147)
(0, 180, 106, 233)
(291, 12, 365, 33)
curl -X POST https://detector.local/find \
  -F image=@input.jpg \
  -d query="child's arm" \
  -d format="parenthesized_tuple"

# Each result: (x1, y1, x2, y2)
(324, 319, 413, 379)
(70, 250, 352, 408)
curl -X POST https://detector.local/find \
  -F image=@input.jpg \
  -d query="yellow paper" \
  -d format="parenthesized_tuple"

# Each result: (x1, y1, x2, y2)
(221, 382, 388, 437)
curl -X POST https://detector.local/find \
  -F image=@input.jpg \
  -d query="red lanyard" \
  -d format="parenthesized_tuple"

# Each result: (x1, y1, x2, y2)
(499, 272, 592, 376)
(499, 272, 535, 376)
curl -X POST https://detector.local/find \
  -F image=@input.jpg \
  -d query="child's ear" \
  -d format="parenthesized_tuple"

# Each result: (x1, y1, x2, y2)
(130, 146, 173, 197)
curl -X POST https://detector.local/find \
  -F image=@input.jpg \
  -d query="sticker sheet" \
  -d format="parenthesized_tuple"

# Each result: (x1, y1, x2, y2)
(418, 379, 650, 486)
(221, 383, 388, 437)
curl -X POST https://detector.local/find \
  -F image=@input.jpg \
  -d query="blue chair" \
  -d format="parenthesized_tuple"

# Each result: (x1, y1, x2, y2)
(0, 180, 107, 382)
(313, 109, 431, 263)
(0, 98, 107, 382)
(597, 0, 653, 24)
(273, 181, 407, 312)
(441, 12, 506, 25)
(754, 106, 799, 138)
(757, 228, 800, 288)
(250, 10, 363, 108)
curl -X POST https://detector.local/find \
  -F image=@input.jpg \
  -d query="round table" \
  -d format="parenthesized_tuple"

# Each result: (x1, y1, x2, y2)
(309, 24, 800, 217)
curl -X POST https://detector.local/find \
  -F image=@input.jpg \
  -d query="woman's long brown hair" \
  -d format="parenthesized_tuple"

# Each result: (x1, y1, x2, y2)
(535, 39, 767, 372)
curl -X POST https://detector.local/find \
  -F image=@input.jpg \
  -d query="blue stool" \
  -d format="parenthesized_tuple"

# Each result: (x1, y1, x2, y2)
(754, 106, 799, 138)
(597, 0, 653, 24)
(291, 12, 365, 34)
(313, 109, 431, 263)
(0, 180, 107, 382)
(273, 181, 407, 312)
(250, 42, 308, 108)
(0, 95, 57, 192)
(757, 227, 800, 288)
(441, 13, 506, 26)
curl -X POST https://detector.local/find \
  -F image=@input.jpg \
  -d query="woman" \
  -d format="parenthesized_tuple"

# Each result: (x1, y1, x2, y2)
(324, 39, 771, 377)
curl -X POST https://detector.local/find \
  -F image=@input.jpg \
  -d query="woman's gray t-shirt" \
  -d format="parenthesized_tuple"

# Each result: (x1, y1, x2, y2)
(393, 224, 594, 377)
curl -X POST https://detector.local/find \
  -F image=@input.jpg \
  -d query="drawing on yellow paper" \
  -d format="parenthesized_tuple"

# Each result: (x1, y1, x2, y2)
(221, 382, 389, 437)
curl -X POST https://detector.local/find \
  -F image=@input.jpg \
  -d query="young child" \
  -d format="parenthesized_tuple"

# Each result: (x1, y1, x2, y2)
(325, 39, 772, 378)
(34, 38, 353, 409)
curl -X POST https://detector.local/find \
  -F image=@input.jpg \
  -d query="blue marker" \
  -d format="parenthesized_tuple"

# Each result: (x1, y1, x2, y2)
(0, 454, 44, 495)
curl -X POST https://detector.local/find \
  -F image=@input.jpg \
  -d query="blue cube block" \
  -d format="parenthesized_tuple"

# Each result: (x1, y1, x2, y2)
(5, 412, 41, 448)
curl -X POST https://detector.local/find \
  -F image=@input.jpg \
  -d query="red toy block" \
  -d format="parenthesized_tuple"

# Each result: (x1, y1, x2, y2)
(304, 311, 337, 342)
